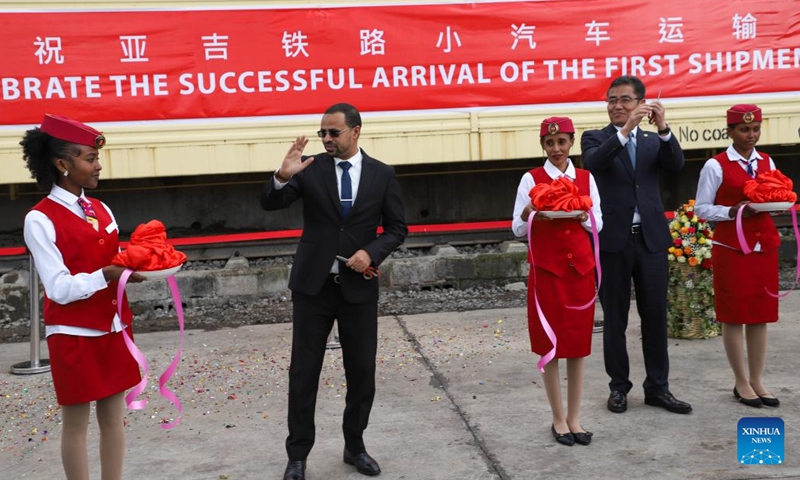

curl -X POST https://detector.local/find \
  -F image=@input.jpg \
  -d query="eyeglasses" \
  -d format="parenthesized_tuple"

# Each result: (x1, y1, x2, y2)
(316, 127, 352, 138)
(606, 96, 641, 107)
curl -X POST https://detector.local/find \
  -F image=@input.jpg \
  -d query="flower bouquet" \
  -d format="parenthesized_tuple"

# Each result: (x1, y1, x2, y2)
(666, 200, 719, 339)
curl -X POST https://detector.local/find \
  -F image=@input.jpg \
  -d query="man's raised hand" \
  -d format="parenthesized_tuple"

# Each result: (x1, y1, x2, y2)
(277, 136, 315, 181)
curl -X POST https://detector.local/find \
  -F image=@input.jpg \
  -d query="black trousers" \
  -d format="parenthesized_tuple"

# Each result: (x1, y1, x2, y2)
(285, 275, 378, 461)
(599, 231, 670, 397)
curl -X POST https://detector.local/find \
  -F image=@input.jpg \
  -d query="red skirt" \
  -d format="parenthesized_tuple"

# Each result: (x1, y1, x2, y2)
(46, 326, 141, 405)
(713, 245, 778, 324)
(527, 266, 595, 358)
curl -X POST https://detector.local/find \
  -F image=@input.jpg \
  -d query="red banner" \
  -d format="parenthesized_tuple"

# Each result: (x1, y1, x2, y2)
(0, 0, 798, 125)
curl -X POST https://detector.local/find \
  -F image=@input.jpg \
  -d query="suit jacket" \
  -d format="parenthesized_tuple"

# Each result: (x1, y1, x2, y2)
(581, 124, 684, 253)
(260, 149, 407, 304)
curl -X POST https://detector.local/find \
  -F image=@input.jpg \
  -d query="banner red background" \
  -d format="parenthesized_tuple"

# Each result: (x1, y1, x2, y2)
(0, 0, 798, 125)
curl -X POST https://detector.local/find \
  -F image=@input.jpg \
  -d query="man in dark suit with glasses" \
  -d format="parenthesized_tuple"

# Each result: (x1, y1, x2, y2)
(581, 76, 692, 416)
(261, 103, 407, 479)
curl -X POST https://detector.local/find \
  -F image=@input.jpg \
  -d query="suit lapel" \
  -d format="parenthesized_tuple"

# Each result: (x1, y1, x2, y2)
(321, 155, 342, 218)
(350, 153, 376, 218)
(606, 124, 635, 181)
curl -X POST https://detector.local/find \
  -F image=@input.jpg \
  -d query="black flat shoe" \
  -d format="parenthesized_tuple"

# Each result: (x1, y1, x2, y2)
(551, 424, 575, 446)
(755, 393, 780, 407)
(571, 429, 593, 446)
(733, 387, 763, 408)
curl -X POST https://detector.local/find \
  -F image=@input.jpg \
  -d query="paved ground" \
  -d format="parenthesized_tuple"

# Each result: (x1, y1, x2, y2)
(1, 295, 799, 479)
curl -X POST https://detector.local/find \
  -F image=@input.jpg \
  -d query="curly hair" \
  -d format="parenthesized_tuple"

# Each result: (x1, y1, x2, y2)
(20, 128, 80, 190)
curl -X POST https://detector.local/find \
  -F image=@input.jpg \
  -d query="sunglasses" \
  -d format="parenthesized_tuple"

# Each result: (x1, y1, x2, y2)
(316, 127, 352, 138)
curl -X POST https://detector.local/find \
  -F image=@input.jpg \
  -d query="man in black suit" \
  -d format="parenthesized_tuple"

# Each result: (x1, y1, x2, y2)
(581, 76, 692, 415)
(261, 103, 407, 479)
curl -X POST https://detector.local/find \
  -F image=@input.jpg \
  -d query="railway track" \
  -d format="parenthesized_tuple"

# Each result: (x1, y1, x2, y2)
(3, 210, 797, 272)
(0, 226, 518, 272)
(177, 228, 517, 261)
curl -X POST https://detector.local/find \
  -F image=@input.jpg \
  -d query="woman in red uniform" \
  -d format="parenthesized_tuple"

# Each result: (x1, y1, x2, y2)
(512, 117, 603, 446)
(22, 114, 145, 479)
(695, 104, 780, 408)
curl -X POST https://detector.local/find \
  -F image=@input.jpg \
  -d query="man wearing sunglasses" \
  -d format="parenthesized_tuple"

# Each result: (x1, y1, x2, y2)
(581, 76, 692, 417)
(261, 103, 407, 480)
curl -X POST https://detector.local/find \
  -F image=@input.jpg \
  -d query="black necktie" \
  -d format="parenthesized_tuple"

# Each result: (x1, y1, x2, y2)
(339, 161, 352, 217)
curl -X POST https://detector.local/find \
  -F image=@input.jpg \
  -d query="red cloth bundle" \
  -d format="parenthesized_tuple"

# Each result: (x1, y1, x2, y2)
(743, 169, 798, 203)
(529, 177, 593, 211)
(112, 220, 186, 271)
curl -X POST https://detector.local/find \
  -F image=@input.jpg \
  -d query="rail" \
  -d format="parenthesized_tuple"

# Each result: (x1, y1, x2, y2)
(2, 209, 797, 263)
(0, 220, 516, 264)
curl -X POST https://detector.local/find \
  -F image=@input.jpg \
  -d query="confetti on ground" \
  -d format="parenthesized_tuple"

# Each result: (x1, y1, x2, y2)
(1, 310, 532, 476)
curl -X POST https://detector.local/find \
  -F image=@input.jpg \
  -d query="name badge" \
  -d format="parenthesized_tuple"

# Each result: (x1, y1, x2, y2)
(105, 221, 118, 234)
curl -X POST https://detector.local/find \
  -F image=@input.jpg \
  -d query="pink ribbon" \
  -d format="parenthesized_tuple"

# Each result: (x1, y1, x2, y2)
(566, 211, 602, 311)
(734, 204, 752, 255)
(736, 204, 800, 298)
(766, 206, 800, 298)
(526, 211, 554, 372)
(526, 210, 600, 372)
(117, 269, 149, 410)
(117, 269, 185, 429)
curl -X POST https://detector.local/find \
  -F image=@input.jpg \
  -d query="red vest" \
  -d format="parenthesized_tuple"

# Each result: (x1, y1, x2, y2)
(31, 197, 132, 330)
(712, 151, 780, 252)
(528, 168, 595, 277)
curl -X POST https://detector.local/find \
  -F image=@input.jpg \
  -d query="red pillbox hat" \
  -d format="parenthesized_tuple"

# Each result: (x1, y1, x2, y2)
(726, 104, 762, 125)
(540, 116, 575, 137)
(40, 114, 106, 149)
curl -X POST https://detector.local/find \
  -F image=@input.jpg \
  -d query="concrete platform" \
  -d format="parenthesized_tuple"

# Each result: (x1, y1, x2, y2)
(2, 295, 799, 479)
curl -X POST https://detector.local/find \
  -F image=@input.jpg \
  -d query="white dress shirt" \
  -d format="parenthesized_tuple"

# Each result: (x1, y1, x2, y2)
(23, 185, 125, 337)
(512, 159, 604, 238)
(695, 145, 775, 251)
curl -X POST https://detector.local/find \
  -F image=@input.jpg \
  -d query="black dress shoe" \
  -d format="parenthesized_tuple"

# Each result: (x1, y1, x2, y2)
(282, 460, 306, 480)
(344, 448, 381, 476)
(733, 387, 763, 408)
(607, 391, 627, 413)
(644, 391, 692, 414)
(551, 424, 575, 446)
(757, 394, 780, 407)
(571, 429, 593, 446)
